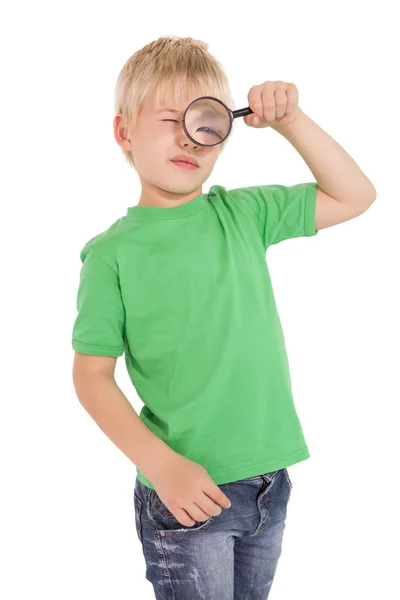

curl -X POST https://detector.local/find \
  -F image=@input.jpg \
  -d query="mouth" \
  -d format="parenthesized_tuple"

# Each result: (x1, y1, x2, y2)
(170, 160, 199, 171)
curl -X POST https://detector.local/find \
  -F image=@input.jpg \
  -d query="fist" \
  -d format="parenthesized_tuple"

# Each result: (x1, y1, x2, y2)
(244, 81, 301, 129)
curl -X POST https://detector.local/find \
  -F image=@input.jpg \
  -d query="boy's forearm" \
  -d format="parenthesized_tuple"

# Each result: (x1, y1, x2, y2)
(274, 108, 376, 208)
(73, 374, 175, 480)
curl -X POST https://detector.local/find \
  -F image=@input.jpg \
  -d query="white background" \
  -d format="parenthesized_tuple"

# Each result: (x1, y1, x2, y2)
(1, 1, 399, 598)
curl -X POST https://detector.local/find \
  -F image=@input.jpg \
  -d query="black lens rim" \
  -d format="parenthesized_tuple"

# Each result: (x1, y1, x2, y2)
(183, 96, 233, 147)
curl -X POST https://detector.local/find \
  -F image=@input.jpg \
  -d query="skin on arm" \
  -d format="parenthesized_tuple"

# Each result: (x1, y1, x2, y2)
(72, 353, 232, 524)
(244, 82, 376, 232)
(72, 352, 175, 481)
(314, 184, 374, 231)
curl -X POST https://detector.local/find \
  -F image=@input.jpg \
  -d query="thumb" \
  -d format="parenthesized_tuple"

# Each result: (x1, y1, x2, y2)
(244, 114, 260, 127)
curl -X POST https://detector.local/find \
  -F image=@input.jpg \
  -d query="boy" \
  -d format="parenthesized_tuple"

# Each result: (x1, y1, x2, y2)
(72, 36, 376, 599)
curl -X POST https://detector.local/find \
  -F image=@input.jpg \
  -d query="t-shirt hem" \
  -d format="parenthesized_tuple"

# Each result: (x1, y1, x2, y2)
(305, 182, 319, 236)
(72, 339, 124, 357)
(136, 446, 310, 490)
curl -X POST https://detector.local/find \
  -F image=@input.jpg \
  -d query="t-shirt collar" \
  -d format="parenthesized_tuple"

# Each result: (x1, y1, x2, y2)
(126, 193, 207, 220)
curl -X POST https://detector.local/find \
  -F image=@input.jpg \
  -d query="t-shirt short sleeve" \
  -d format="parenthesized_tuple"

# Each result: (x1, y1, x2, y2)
(227, 182, 318, 250)
(72, 245, 126, 357)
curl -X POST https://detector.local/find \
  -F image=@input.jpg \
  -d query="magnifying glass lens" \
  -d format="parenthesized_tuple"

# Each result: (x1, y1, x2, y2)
(184, 98, 231, 146)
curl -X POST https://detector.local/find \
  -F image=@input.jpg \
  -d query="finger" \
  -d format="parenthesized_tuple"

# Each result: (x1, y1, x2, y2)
(274, 83, 288, 119)
(195, 495, 223, 518)
(243, 113, 259, 126)
(248, 85, 263, 125)
(176, 507, 196, 527)
(203, 482, 232, 509)
(189, 501, 215, 522)
(286, 83, 298, 115)
(261, 82, 276, 122)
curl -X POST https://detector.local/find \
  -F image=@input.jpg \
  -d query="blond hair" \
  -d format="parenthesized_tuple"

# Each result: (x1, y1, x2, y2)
(113, 36, 235, 169)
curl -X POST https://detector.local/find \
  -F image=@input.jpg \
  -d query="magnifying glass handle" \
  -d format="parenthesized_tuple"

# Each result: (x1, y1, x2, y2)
(232, 106, 253, 119)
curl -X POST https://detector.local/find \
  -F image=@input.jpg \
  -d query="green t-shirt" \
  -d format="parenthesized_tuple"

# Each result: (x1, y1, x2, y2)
(72, 183, 318, 490)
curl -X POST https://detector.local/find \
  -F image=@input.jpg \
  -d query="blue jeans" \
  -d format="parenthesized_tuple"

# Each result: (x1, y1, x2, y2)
(133, 467, 293, 599)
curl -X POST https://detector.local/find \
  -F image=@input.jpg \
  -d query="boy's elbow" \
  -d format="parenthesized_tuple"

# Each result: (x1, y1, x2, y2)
(365, 186, 377, 208)
(355, 188, 377, 215)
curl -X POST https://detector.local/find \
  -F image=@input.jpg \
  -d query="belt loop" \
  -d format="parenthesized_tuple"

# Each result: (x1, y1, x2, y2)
(263, 470, 278, 483)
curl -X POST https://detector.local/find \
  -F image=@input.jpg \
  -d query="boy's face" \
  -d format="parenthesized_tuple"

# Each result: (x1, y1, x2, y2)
(120, 90, 222, 205)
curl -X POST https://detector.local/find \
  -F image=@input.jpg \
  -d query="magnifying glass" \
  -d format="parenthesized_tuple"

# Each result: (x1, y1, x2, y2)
(182, 96, 254, 147)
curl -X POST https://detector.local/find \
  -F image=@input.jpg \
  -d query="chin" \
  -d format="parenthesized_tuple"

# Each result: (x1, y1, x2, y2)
(163, 185, 200, 195)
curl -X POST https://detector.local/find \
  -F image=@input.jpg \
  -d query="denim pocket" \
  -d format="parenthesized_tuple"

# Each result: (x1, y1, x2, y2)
(134, 491, 143, 543)
(150, 490, 215, 535)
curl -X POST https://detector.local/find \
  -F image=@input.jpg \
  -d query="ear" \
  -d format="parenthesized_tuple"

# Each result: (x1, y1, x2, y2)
(113, 114, 132, 151)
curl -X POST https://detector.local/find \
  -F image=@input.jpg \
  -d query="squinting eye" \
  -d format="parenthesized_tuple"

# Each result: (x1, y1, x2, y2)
(162, 119, 181, 124)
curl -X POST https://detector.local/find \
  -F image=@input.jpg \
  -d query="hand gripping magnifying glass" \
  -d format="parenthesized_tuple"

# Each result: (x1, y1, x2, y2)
(182, 96, 254, 147)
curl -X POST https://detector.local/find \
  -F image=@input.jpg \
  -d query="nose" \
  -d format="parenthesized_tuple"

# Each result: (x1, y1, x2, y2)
(178, 119, 199, 149)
